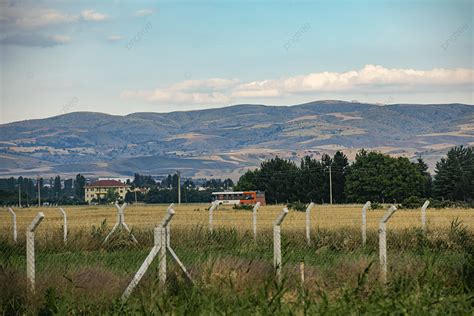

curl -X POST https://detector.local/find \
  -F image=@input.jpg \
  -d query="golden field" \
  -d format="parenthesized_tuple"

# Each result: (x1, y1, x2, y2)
(0, 203, 473, 236)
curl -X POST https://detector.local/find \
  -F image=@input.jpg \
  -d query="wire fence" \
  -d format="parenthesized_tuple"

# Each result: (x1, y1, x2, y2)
(0, 203, 473, 311)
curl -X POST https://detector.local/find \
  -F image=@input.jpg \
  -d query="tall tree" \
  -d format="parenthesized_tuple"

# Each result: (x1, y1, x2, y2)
(331, 151, 349, 203)
(75, 174, 86, 200)
(433, 146, 473, 201)
(298, 156, 325, 203)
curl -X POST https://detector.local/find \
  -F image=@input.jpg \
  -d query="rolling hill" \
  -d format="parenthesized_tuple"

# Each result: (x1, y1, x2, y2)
(0, 100, 473, 179)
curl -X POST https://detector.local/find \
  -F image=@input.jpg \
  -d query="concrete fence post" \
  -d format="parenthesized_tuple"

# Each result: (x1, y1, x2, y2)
(362, 201, 371, 246)
(421, 200, 430, 233)
(379, 205, 397, 284)
(121, 205, 174, 300)
(209, 202, 218, 233)
(7, 207, 17, 242)
(252, 202, 261, 241)
(158, 207, 174, 288)
(103, 203, 137, 244)
(305, 202, 315, 245)
(300, 261, 305, 288)
(273, 208, 289, 282)
(27, 212, 45, 294)
(58, 208, 67, 242)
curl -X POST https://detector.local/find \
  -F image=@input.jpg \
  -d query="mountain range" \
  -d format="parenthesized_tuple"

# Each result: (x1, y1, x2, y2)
(1, 100, 473, 180)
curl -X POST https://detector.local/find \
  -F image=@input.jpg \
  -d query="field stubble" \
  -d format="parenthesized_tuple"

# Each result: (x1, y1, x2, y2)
(1, 203, 473, 235)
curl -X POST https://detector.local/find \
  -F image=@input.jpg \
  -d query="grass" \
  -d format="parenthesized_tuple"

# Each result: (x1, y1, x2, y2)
(0, 204, 473, 314)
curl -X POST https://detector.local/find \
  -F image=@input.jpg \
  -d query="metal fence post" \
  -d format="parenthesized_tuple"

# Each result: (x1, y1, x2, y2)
(27, 212, 45, 294)
(252, 202, 261, 241)
(305, 202, 315, 245)
(379, 205, 397, 284)
(58, 208, 67, 242)
(7, 207, 17, 242)
(274, 208, 289, 283)
(362, 201, 371, 246)
(421, 200, 430, 233)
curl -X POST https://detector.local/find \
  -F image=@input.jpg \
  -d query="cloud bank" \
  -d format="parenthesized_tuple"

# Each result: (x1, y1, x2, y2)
(121, 65, 474, 105)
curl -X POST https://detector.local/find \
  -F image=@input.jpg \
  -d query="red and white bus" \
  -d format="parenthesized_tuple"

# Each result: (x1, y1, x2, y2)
(212, 191, 266, 206)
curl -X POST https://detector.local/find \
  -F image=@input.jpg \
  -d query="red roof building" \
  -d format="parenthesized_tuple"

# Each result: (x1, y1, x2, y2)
(85, 180, 130, 203)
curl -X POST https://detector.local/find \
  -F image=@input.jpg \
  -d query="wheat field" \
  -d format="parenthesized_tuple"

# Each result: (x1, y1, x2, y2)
(1, 204, 473, 237)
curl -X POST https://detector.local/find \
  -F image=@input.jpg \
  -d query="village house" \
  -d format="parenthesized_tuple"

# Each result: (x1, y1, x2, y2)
(84, 179, 130, 203)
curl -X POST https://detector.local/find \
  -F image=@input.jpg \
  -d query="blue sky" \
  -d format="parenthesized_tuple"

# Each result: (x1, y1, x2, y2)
(0, 0, 473, 123)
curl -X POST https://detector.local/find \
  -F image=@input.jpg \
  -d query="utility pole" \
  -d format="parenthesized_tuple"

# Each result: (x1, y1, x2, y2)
(134, 190, 138, 204)
(37, 175, 41, 207)
(329, 165, 333, 205)
(177, 171, 181, 205)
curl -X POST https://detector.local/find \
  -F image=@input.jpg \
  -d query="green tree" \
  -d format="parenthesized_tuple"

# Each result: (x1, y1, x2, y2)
(433, 146, 473, 201)
(105, 188, 120, 203)
(75, 174, 86, 200)
(331, 151, 349, 203)
(298, 156, 325, 203)
(345, 150, 426, 203)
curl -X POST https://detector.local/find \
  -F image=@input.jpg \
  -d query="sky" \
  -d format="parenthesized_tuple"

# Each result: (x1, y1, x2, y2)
(0, 0, 473, 124)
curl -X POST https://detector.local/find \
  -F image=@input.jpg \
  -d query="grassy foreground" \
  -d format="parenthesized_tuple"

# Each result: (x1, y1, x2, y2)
(0, 216, 473, 314)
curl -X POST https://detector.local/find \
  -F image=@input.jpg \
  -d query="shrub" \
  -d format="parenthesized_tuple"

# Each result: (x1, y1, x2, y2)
(370, 202, 383, 210)
(233, 204, 253, 210)
(287, 201, 306, 212)
(401, 196, 426, 209)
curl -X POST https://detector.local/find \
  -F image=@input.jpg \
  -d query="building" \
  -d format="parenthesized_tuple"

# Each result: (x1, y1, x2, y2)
(85, 180, 130, 203)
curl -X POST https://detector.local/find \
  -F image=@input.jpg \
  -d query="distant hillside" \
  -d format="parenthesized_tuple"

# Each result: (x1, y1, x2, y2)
(0, 100, 473, 179)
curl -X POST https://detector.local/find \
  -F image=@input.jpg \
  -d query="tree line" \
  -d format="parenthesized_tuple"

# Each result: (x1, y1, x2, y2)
(0, 174, 86, 206)
(124, 174, 234, 204)
(1, 146, 471, 206)
(235, 146, 473, 205)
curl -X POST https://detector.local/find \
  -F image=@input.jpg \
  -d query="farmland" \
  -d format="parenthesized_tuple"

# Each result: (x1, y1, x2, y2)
(1, 204, 473, 314)
(2, 204, 474, 233)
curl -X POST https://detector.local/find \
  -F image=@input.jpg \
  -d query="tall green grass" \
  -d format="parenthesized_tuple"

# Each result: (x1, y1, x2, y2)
(0, 220, 472, 314)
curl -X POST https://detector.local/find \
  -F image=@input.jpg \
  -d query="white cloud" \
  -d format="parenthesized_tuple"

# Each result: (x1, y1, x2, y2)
(121, 78, 237, 104)
(107, 35, 123, 42)
(0, 5, 108, 31)
(49, 34, 71, 44)
(121, 65, 474, 105)
(0, 7, 77, 29)
(80, 10, 108, 22)
(135, 9, 154, 17)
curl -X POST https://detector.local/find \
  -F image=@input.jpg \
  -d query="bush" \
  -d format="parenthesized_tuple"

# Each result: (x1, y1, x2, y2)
(287, 201, 307, 212)
(401, 196, 426, 209)
(370, 202, 383, 210)
(232, 204, 253, 210)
